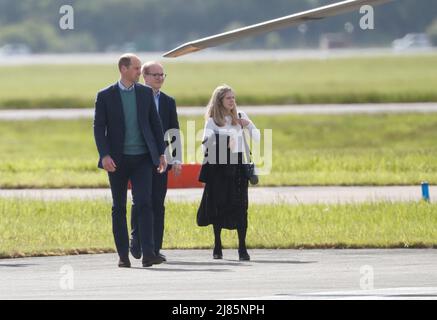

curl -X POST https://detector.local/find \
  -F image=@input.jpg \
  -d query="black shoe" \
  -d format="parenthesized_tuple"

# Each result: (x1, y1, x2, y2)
(156, 253, 167, 262)
(213, 247, 223, 260)
(142, 255, 165, 267)
(238, 249, 250, 261)
(118, 257, 131, 268)
(130, 238, 141, 260)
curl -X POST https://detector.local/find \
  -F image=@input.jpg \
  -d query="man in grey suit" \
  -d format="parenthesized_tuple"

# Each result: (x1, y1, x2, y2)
(94, 54, 167, 268)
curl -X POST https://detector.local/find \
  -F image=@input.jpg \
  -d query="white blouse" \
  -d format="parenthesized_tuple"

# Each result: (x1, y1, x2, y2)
(202, 110, 260, 153)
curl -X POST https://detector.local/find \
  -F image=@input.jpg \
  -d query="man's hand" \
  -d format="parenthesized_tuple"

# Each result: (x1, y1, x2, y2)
(157, 155, 167, 174)
(172, 163, 182, 177)
(102, 155, 117, 172)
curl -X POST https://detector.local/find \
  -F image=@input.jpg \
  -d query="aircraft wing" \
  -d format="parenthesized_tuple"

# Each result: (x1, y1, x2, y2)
(163, 0, 393, 58)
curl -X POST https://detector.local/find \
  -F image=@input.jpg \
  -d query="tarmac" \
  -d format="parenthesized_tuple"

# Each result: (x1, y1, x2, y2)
(2, 103, 437, 120)
(2, 48, 437, 66)
(0, 185, 434, 204)
(1, 249, 436, 300)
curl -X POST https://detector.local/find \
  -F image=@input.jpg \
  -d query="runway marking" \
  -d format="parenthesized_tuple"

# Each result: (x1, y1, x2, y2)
(241, 287, 437, 300)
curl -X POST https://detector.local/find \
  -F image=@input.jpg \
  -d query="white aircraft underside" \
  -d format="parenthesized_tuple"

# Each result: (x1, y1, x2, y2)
(163, 0, 393, 58)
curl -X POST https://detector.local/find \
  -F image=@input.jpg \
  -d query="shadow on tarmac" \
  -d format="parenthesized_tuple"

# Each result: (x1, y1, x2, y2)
(128, 259, 317, 271)
(0, 263, 38, 268)
(131, 267, 232, 272)
(248, 260, 317, 264)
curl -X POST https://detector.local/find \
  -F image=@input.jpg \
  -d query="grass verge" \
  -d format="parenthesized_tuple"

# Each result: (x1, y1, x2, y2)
(1, 55, 437, 108)
(1, 199, 436, 259)
(2, 113, 437, 187)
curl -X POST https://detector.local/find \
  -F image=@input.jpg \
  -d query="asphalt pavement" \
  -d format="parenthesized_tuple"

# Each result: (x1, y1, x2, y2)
(2, 103, 437, 120)
(0, 186, 434, 204)
(1, 249, 436, 300)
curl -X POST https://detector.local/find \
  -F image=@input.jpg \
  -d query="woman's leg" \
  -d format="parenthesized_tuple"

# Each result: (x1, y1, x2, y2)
(237, 225, 250, 261)
(213, 224, 223, 259)
(237, 226, 246, 250)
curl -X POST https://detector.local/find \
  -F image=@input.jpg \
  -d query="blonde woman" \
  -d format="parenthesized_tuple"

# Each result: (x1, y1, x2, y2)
(197, 85, 260, 261)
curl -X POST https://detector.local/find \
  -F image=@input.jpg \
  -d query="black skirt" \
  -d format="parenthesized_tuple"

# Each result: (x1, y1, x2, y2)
(197, 155, 249, 230)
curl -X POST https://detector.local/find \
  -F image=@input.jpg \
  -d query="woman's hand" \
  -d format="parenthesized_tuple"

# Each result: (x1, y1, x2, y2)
(229, 137, 236, 150)
(237, 118, 250, 127)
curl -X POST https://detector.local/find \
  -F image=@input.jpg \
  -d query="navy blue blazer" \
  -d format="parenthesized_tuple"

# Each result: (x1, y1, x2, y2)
(158, 91, 182, 167)
(93, 82, 166, 168)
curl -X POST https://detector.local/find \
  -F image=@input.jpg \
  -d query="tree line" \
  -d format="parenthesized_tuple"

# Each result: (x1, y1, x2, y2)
(0, 0, 435, 53)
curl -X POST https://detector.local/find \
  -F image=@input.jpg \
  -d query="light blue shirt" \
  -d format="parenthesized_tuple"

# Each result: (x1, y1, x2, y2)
(145, 85, 160, 113)
(154, 91, 160, 113)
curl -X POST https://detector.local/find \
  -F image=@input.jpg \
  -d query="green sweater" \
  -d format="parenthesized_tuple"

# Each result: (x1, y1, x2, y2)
(119, 89, 148, 155)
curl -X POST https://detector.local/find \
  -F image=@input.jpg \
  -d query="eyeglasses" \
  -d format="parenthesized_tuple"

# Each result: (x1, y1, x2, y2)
(145, 73, 167, 79)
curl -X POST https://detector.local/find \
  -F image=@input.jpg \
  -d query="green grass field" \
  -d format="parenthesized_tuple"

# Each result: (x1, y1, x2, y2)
(1, 113, 437, 188)
(1, 55, 437, 108)
(1, 199, 435, 258)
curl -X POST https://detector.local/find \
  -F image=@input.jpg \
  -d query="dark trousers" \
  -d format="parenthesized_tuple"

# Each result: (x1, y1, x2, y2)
(131, 170, 168, 255)
(108, 153, 155, 259)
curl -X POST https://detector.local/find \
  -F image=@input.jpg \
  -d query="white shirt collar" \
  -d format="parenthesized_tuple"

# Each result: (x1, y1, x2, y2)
(118, 80, 135, 91)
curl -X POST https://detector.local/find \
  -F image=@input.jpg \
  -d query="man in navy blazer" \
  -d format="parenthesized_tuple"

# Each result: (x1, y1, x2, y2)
(130, 61, 182, 262)
(93, 53, 167, 268)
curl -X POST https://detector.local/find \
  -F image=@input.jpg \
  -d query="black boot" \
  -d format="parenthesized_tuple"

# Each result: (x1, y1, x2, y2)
(213, 247, 223, 259)
(238, 248, 250, 261)
(213, 225, 223, 259)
